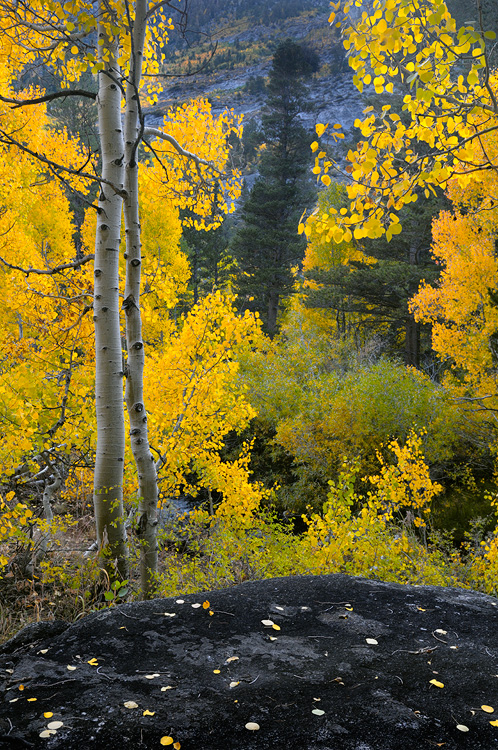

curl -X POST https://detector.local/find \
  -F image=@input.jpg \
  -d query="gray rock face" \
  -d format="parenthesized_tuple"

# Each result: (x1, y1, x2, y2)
(1, 574, 497, 749)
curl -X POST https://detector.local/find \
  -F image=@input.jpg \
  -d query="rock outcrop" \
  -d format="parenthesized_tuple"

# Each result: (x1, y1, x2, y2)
(1, 574, 497, 749)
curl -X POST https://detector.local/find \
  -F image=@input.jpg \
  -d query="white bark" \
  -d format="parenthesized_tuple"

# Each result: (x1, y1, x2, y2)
(93, 12, 128, 580)
(123, 0, 160, 597)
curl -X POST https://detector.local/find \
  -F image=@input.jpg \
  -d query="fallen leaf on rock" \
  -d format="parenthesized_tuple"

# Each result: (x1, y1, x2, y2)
(202, 601, 210, 609)
(27, 698, 37, 702)
(482, 705, 494, 713)
(366, 638, 378, 645)
(145, 674, 160, 679)
(143, 710, 155, 716)
(245, 722, 260, 730)
(229, 681, 240, 688)
(38, 649, 49, 655)
(213, 669, 221, 674)
(47, 721, 64, 730)
(124, 701, 139, 709)
(174, 743, 181, 749)
(261, 619, 274, 627)
(18, 685, 24, 691)
(162, 613, 176, 618)
(429, 679, 444, 688)
(268, 636, 277, 641)
(39, 730, 57, 738)
(209, 611, 214, 616)
(417, 607, 426, 611)
(160, 686, 174, 692)
(43, 712, 53, 718)
(490, 720, 498, 727)
(226, 656, 239, 664)
(456, 724, 469, 732)
(9, 699, 18, 703)
(175, 599, 184, 604)
(160, 738, 174, 746)
(87, 658, 98, 666)
(5, 669, 13, 674)
(312, 709, 325, 716)
(272, 624, 281, 631)
(434, 629, 447, 635)
(67, 665, 77, 671)
(191, 603, 201, 609)
(345, 606, 353, 611)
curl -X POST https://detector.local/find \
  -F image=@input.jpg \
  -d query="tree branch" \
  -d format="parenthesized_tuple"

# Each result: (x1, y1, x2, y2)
(0, 253, 95, 276)
(0, 90, 97, 109)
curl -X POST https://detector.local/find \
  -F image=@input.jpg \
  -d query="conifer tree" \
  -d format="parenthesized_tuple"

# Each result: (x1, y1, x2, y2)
(231, 40, 318, 335)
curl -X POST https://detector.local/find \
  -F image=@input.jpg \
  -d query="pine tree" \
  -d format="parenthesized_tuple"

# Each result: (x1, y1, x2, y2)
(231, 39, 318, 335)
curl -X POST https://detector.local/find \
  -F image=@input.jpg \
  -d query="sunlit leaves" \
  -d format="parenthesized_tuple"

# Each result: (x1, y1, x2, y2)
(304, 1, 498, 243)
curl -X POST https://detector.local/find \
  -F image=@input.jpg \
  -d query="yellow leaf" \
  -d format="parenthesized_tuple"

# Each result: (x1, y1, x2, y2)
(213, 669, 221, 674)
(429, 679, 444, 688)
(160, 738, 174, 746)
(202, 600, 210, 609)
(87, 658, 99, 666)
(143, 709, 156, 716)
(43, 712, 53, 718)
(316, 123, 328, 137)
(490, 720, 498, 727)
(482, 705, 494, 713)
(272, 624, 281, 631)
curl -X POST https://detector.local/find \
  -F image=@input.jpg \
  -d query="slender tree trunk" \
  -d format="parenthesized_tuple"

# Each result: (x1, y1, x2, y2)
(405, 244, 421, 368)
(122, 0, 160, 598)
(93, 17, 128, 580)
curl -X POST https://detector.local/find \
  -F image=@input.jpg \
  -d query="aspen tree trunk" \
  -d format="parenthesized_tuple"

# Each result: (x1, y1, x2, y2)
(93, 16, 128, 580)
(123, 0, 160, 597)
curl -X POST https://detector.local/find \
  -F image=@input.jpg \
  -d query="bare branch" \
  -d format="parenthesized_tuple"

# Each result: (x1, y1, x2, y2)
(0, 253, 95, 276)
(0, 90, 97, 109)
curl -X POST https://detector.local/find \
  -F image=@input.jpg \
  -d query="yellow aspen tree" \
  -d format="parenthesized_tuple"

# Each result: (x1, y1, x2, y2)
(0, 2, 242, 594)
(302, 0, 498, 243)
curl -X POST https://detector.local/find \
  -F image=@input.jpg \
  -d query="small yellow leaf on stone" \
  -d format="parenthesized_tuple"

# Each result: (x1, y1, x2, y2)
(9, 699, 18, 703)
(450, 646, 458, 650)
(5, 669, 13, 674)
(87, 658, 98, 666)
(67, 665, 77, 671)
(213, 669, 221, 674)
(366, 638, 378, 645)
(230, 681, 240, 688)
(272, 624, 281, 631)
(43, 712, 53, 719)
(202, 601, 210, 609)
(209, 611, 214, 616)
(429, 679, 444, 688)
(434, 629, 447, 635)
(143, 710, 155, 716)
(18, 685, 24, 691)
(39, 730, 57, 738)
(173, 743, 181, 750)
(417, 607, 426, 611)
(27, 698, 37, 702)
(345, 606, 353, 611)
(38, 649, 49, 654)
(160, 686, 174, 691)
(269, 636, 277, 641)
(160, 738, 174, 746)
(456, 724, 469, 732)
(245, 722, 260, 731)
(226, 656, 239, 663)
(124, 700, 139, 709)
(47, 721, 64, 730)
(482, 705, 494, 713)
(490, 720, 498, 726)
(312, 709, 325, 716)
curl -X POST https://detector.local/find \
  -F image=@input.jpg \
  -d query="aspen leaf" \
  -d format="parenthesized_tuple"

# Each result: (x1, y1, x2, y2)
(67, 665, 77, 671)
(456, 724, 469, 732)
(202, 600, 210, 609)
(225, 656, 239, 663)
(312, 709, 325, 715)
(261, 619, 274, 626)
(163, 613, 176, 617)
(229, 681, 240, 688)
(366, 638, 378, 645)
(124, 701, 139, 708)
(245, 722, 260, 730)
(39, 730, 57, 738)
(161, 686, 174, 691)
(143, 710, 156, 716)
(175, 599, 185, 604)
(272, 624, 281, 631)
(434, 629, 447, 635)
(481, 705, 494, 713)
(47, 721, 64, 730)
(316, 123, 328, 137)
(269, 636, 278, 641)
(145, 674, 160, 679)
(213, 669, 221, 674)
(43, 713, 53, 719)
(87, 658, 98, 666)
(429, 679, 444, 688)
(27, 698, 37, 702)
(490, 720, 498, 726)
(174, 744, 181, 749)
(38, 649, 49, 654)
(191, 603, 201, 609)
(160, 738, 174, 746)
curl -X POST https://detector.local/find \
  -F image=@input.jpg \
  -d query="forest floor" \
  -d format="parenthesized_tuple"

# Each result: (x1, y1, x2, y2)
(1, 574, 497, 749)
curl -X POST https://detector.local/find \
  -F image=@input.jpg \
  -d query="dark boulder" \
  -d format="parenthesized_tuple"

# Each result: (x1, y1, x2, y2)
(1, 574, 497, 749)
